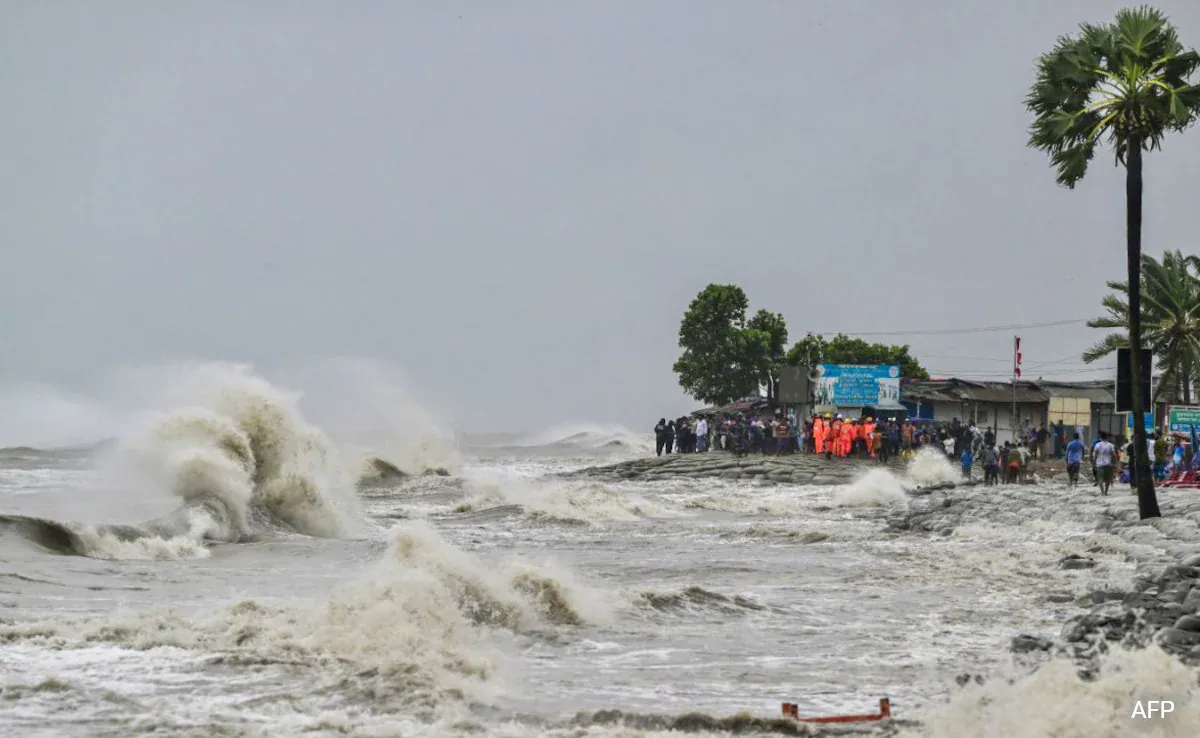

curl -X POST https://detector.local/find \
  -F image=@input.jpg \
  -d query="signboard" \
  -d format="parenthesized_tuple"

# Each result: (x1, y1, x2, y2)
(776, 364, 810, 405)
(1115, 348, 1153, 412)
(1166, 405, 1200, 434)
(813, 364, 902, 408)
(1048, 396, 1091, 426)
(1125, 411, 1157, 434)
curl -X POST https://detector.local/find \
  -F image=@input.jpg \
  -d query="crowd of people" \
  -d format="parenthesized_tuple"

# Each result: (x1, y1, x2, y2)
(653, 411, 1200, 492)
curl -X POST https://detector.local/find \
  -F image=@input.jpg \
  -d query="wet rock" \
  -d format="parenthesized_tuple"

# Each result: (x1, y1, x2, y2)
(1181, 553, 1200, 567)
(1159, 628, 1200, 647)
(1159, 565, 1200, 583)
(1010, 635, 1054, 653)
(1183, 589, 1200, 613)
(1174, 614, 1200, 633)
(1090, 590, 1126, 605)
(1060, 555, 1097, 570)
(1157, 587, 1191, 605)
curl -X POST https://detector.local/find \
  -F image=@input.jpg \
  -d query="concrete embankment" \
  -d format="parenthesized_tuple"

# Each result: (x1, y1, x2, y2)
(561, 452, 903, 485)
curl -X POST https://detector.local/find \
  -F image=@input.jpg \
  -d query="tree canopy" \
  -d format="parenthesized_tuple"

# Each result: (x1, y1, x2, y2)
(784, 333, 930, 379)
(673, 284, 930, 407)
(673, 284, 769, 406)
(1084, 250, 1200, 403)
(1026, 5, 1200, 188)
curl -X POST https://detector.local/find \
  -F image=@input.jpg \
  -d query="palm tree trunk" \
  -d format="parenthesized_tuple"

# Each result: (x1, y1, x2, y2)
(1185, 366, 1192, 405)
(1126, 139, 1160, 519)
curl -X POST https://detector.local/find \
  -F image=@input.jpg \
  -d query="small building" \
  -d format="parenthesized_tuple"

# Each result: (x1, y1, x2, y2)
(900, 377, 1174, 445)
(901, 379, 1048, 445)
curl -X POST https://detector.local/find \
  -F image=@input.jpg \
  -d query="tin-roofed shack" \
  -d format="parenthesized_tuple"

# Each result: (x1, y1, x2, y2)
(900, 378, 1125, 445)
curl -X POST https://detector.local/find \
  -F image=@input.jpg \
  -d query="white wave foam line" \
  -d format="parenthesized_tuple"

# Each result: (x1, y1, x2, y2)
(460, 472, 673, 523)
(907, 447, 960, 486)
(518, 423, 655, 453)
(907, 647, 1200, 738)
(70, 510, 222, 560)
(835, 468, 909, 507)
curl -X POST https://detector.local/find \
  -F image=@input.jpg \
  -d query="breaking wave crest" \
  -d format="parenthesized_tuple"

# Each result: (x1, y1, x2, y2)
(0, 522, 602, 716)
(632, 586, 768, 615)
(2, 365, 364, 559)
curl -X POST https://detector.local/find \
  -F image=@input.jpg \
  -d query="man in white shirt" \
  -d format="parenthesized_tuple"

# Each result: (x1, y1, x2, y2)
(695, 417, 709, 452)
(1093, 432, 1119, 496)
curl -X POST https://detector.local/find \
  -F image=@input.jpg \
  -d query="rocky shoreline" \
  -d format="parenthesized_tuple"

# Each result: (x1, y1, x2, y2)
(891, 483, 1200, 668)
(560, 452, 905, 485)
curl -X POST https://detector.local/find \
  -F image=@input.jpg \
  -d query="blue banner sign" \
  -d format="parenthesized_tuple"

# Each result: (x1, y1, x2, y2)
(814, 364, 902, 407)
(1125, 411, 1156, 433)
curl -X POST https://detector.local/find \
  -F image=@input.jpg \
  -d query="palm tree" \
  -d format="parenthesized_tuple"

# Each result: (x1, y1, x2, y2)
(1027, 6, 1200, 520)
(1084, 251, 1200, 404)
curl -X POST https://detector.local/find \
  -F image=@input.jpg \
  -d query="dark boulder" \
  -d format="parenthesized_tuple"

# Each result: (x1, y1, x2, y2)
(1010, 635, 1054, 654)
(1060, 555, 1097, 570)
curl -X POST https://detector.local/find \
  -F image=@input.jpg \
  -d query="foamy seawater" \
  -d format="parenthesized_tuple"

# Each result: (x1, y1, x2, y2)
(2, 371, 1198, 737)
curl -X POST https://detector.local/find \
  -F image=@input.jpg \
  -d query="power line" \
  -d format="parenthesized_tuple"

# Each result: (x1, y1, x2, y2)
(926, 365, 1112, 377)
(808, 318, 1088, 337)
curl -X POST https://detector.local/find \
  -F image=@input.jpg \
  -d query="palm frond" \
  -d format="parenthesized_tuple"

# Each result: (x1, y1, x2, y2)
(1029, 6, 1200, 182)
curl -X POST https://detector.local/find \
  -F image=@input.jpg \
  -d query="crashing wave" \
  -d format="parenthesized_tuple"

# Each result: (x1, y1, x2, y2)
(1, 365, 361, 559)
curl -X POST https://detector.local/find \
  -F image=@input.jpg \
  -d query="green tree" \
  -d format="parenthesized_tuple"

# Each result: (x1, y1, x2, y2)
(784, 333, 930, 380)
(746, 309, 789, 406)
(784, 333, 828, 369)
(1084, 251, 1200, 403)
(672, 284, 763, 406)
(1027, 5, 1200, 519)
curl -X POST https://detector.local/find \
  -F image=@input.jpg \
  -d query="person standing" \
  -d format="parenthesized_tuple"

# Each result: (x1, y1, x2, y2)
(654, 418, 668, 457)
(1093, 432, 1119, 496)
(695, 416, 709, 453)
(1065, 432, 1086, 488)
(984, 444, 999, 485)
(665, 420, 675, 454)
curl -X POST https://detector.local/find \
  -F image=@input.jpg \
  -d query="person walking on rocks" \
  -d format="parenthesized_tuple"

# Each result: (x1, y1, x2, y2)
(1065, 432, 1086, 488)
(983, 444, 999, 485)
(665, 420, 675, 454)
(654, 418, 668, 457)
(1093, 432, 1119, 496)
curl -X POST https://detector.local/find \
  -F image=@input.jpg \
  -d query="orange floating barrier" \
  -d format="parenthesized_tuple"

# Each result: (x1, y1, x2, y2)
(781, 697, 891, 724)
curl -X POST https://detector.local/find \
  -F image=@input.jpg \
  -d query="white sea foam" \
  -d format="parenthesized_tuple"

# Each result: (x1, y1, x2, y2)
(908, 447, 961, 486)
(459, 472, 673, 523)
(834, 468, 909, 507)
(906, 646, 1200, 738)
(0, 521, 603, 719)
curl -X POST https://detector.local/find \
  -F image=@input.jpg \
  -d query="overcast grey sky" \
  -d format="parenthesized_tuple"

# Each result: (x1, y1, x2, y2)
(2, 0, 1199, 434)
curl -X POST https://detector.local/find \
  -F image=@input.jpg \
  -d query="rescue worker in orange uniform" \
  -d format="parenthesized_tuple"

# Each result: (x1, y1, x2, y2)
(839, 419, 854, 458)
(827, 416, 840, 459)
(813, 416, 825, 454)
(864, 419, 877, 458)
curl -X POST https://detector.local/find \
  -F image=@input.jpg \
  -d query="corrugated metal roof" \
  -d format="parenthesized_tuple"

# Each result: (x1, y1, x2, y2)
(1034, 380, 1115, 403)
(902, 377, 1120, 405)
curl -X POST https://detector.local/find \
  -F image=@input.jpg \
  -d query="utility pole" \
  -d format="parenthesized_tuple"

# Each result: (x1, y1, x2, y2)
(1013, 336, 1022, 444)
